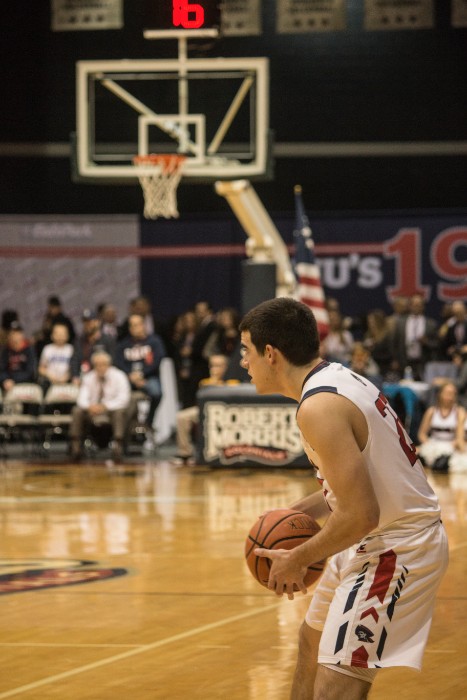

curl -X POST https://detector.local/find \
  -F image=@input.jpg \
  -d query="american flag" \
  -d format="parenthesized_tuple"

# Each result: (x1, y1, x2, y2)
(293, 185, 330, 340)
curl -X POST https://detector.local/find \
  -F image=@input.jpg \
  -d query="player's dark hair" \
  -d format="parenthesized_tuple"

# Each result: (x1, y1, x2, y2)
(239, 298, 320, 366)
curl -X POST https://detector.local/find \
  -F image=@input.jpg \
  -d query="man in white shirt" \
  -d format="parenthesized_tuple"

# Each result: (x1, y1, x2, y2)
(391, 294, 439, 380)
(70, 351, 131, 462)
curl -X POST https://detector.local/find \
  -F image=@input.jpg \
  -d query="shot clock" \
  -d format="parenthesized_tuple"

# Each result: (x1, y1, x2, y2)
(145, 1, 221, 31)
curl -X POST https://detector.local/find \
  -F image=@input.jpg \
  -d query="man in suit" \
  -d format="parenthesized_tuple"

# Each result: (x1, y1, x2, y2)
(391, 294, 439, 380)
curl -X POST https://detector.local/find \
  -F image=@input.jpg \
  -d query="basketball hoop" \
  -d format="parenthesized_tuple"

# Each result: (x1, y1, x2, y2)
(133, 154, 186, 219)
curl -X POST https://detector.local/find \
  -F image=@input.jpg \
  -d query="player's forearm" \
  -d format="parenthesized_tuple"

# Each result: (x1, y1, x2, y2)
(293, 503, 379, 568)
(289, 490, 329, 521)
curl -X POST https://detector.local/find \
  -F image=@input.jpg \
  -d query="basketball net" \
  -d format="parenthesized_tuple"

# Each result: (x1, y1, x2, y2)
(133, 154, 186, 219)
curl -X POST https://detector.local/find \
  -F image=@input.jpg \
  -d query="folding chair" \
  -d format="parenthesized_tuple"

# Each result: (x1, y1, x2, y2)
(38, 383, 79, 452)
(0, 383, 44, 455)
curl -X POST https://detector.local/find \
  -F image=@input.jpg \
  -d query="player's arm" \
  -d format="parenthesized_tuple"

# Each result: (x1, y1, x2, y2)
(295, 394, 380, 556)
(289, 490, 330, 522)
(256, 392, 380, 598)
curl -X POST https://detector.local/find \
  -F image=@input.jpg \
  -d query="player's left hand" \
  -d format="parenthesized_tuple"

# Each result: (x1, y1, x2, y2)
(254, 547, 308, 600)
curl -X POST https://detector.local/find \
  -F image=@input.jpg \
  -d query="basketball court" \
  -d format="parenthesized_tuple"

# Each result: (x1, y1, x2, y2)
(0, 452, 464, 699)
(0, 3, 466, 699)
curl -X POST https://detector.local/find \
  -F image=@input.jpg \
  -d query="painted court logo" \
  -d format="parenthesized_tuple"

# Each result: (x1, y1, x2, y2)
(0, 559, 127, 595)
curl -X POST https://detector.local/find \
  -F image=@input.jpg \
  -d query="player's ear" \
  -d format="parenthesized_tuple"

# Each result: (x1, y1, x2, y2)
(264, 344, 276, 363)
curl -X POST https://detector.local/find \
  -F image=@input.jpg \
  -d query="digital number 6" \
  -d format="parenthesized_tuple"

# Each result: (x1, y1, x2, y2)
(173, 1, 205, 29)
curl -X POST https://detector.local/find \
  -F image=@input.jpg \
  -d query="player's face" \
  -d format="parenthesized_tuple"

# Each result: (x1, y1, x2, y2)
(240, 331, 272, 394)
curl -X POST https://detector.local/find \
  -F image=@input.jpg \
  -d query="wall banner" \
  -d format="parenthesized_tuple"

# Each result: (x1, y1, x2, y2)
(51, 0, 123, 32)
(221, 0, 262, 36)
(276, 0, 346, 34)
(364, 0, 434, 30)
(0, 215, 139, 336)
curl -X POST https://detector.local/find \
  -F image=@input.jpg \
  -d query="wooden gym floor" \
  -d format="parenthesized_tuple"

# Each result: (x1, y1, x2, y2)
(0, 449, 465, 699)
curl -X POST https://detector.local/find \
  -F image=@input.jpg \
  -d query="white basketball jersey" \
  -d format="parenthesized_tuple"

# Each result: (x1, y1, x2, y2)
(299, 361, 440, 536)
(429, 406, 458, 441)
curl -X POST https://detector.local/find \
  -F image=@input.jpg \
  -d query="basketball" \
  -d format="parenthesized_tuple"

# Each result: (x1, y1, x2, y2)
(245, 509, 326, 590)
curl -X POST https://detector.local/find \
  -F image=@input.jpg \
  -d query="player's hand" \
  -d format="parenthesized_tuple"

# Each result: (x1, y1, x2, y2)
(254, 547, 308, 600)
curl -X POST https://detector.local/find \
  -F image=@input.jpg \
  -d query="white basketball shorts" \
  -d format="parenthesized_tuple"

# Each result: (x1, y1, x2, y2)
(305, 520, 448, 670)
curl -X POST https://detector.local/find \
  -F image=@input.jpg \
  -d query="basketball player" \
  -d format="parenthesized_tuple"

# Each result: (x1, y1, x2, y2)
(239, 298, 448, 700)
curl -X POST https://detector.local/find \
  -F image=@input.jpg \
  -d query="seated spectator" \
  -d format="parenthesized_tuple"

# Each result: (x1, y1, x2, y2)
(320, 309, 354, 365)
(363, 309, 397, 381)
(71, 308, 116, 381)
(348, 342, 382, 386)
(417, 381, 465, 469)
(70, 351, 131, 462)
(118, 295, 156, 341)
(34, 295, 76, 357)
(215, 307, 240, 357)
(171, 354, 239, 465)
(37, 323, 74, 392)
(99, 303, 119, 339)
(0, 323, 36, 393)
(0, 309, 20, 348)
(116, 313, 166, 447)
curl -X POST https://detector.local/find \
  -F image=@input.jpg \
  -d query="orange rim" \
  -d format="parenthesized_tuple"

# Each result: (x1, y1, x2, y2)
(133, 154, 187, 172)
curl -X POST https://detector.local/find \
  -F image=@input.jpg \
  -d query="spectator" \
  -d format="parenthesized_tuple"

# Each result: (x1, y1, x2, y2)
(0, 323, 36, 392)
(386, 295, 409, 335)
(0, 309, 20, 348)
(417, 381, 465, 469)
(99, 303, 119, 339)
(173, 310, 198, 409)
(436, 302, 454, 348)
(391, 293, 439, 380)
(440, 300, 467, 360)
(320, 309, 354, 365)
(118, 295, 156, 341)
(363, 309, 396, 380)
(70, 351, 131, 462)
(185, 301, 219, 407)
(38, 295, 76, 352)
(71, 308, 116, 380)
(215, 307, 240, 357)
(37, 323, 74, 392)
(171, 354, 239, 465)
(116, 313, 166, 446)
(348, 342, 382, 386)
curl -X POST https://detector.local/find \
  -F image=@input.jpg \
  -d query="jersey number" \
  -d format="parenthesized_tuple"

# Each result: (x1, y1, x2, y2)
(375, 392, 418, 466)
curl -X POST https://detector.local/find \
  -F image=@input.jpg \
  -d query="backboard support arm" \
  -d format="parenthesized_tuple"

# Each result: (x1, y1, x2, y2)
(215, 179, 295, 297)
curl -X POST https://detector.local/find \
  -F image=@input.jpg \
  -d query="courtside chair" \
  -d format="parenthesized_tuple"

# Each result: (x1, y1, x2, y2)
(38, 384, 79, 453)
(0, 383, 43, 455)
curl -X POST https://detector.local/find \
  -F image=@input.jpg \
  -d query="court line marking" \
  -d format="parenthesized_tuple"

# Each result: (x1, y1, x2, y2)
(0, 602, 281, 698)
(0, 643, 143, 649)
(0, 495, 207, 504)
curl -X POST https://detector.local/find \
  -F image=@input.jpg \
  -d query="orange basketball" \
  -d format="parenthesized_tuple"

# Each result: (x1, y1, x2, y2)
(245, 508, 326, 590)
